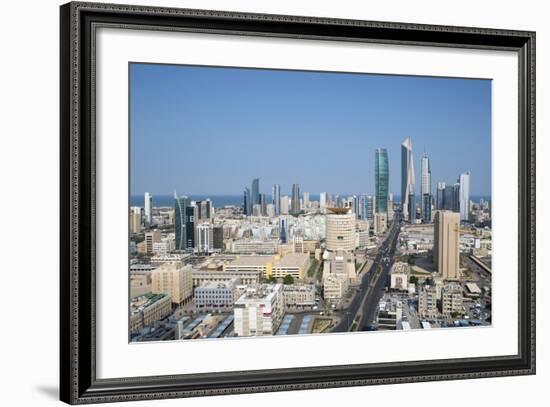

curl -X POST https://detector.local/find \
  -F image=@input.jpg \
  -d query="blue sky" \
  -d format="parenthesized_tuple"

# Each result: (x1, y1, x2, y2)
(130, 63, 491, 197)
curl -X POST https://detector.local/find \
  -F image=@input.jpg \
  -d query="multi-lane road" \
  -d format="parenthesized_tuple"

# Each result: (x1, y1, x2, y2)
(332, 215, 402, 332)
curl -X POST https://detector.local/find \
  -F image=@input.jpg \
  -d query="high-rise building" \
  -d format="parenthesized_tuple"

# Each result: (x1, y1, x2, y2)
(279, 217, 287, 243)
(420, 153, 432, 222)
(303, 191, 310, 209)
(366, 195, 376, 221)
(152, 261, 193, 306)
(352, 195, 360, 218)
(251, 178, 260, 206)
(374, 212, 387, 235)
(459, 171, 471, 221)
(375, 148, 389, 214)
(387, 193, 394, 220)
(144, 230, 161, 255)
(434, 210, 460, 280)
(130, 207, 142, 234)
(213, 225, 224, 250)
(272, 184, 281, 215)
(144, 192, 153, 225)
(291, 184, 301, 215)
(185, 205, 195, 249)
(408, 191, 416, 223)
(173, 192, 190, 251)
(320, 192, 327, 212)
(280, 195, 289, 215)
(259, 193, 267, 216)
(325, 208, 356, 252)
(436, 182, 446, 210)
(422, 194, 432, 223)
(444, 183, 460, 212)
(196, 199, 213, 221)
(195, 223, 214, 254)
(401, 137, 415, 221)
(243, 188, 251, 216)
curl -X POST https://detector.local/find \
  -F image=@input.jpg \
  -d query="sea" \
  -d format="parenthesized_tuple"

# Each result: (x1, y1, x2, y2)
(130, 194, 491, 209)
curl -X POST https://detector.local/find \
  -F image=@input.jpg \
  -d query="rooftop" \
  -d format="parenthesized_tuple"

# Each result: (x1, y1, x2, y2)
(273, 253, 310, 268)
(227, 255, 274, 267)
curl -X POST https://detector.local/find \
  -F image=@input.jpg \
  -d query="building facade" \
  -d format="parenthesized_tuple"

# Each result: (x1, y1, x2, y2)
(151, 261, 193, 306)
(325, 209, 356, 251)
(401, 137, 415, 222)
(375, 148, 389, 214)
(434, 210, 460, 280)
(233, 284, 284, 337)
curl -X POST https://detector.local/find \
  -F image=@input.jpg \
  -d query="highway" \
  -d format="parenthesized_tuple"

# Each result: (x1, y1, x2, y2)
(332, 215, 402, 332)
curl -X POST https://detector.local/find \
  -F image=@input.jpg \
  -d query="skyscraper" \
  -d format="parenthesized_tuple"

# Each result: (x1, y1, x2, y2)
(144, 192, 153, 226)
(260, 193, 267, 216)
(251, 178, 260, 206)
(436, 182, 446, 210)
(401, 137, 415, 221)
(420, 153, 432, 222)
(185, 205, 195, 249)
(243, 188, 251, 216)
(434, 210, 460, 280)
(459, 171, 471, 221)
(272, 184, 281, 215)
(291, 184, 301, 215)
(174, 192, 190, 251)
(303, 192, 310, 209)
(320, 192, 327, 212)
(279, 218, 287, 243)
(366, 195, 376, 221)
(375, 148, 389, 214)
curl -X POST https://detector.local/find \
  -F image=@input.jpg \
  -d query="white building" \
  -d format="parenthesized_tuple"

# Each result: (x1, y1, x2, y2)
(194, 278, 240, 312)
(459, 171, 471, 221)
(144, 192, 153, 225)
(153, 235, 175, 257)
(325, 209, 356, 251)
(374, 212, 388, 235)
(233, 284, 284, 337)
(390, 262, 410, 291)
(282, 284, 316, 308)
(230, 239, 279, 254)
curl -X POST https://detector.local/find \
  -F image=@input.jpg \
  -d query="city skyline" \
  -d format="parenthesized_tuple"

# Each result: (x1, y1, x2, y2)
(130, 63, 492, 196)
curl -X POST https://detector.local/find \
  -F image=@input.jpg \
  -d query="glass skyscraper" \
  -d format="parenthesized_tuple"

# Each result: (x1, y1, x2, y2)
(375, 148, 389, 214)
(401, 137, 415, 221)
(251, 178, 260, 206)
(291, 183, 301, 215)
(272, 184, 281, 215)
(174, 192, 190, 251)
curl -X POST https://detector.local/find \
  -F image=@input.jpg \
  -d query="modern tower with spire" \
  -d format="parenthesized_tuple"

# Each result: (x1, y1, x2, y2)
(401, 137, 415, 222)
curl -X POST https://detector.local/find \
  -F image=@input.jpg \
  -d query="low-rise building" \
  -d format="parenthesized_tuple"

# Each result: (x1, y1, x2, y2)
(230, 239, 279, 254)
(442, 282, 464, 317)
(282, 284, 316, 308)
(194, 279, 240, 312)
(377, 296, 403, 330)
(271, 253, 311, 280)
(130, 293, 172, 334)
(233, 284, 284, 337)
(390, 262, 410, 291)
(418, 285, 438, 318)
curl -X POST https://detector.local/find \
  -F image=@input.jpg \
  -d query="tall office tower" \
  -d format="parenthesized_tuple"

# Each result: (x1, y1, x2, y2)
(152, 261, 193, 306)
(326, 193, 334, 208)
(184, 204, 195, 249)
(408, 191, 416, 223)
(420, 153, 432, 222)
(251, 178, 260, 206)
(195, 199, 212, 221)
(434, 210, 460, 280)
(325, 208, 356, 252)
(212, 225, 224, 250)
(291, 184, 301, 215)
(422, 194, 432, 223)
(320, 192, 327, 212)
(280, 195, 289, 215)
(366, 195, 376, 221)
(144, 192, 153, 226)
(387, 193, 394, 220)
(436, 182, 446, 210)
(195, 223, 214, 255)
(303, 191, 310, 209)
(174, 192, 190, 251)
(279, 217, 287, 244)
(358, 194, 367, 219)
(459, 171, 471, 221)
(272, 184, 281, 215)
(401, 137, 415, 221)
(243, 188, 251, 215)
(375, 148, 389, 214)
(444, 183, 460, 212)
(259, 193, 267, 216)
(351, 195, 360, 218)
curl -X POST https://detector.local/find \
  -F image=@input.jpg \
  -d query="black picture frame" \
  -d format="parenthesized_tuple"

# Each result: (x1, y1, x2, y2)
(60, 2, 536, 404)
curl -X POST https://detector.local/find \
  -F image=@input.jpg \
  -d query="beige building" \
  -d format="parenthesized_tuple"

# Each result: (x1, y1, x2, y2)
(442, 282, 464, 317)
(230, 239, 279, 254)
(233, 284, 284, 337)
(130, 209, 141, 234)
(434, 210, 460, 280)
(130, 293, 172, 334)
(374, 212, 388, 235)
(325, 209, 356, 252)
(144, 230, 161, 255)
(418, 285, 438, 318)
(151, 261, 193, 306)
(271, 253, 311, 280)
(130, 271, 152, 298)
(323, 250, 355, 301)
(224, 255, 274, 278)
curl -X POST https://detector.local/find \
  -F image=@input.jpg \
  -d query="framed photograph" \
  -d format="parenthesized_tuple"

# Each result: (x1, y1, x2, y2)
(60, 1, 535, 404)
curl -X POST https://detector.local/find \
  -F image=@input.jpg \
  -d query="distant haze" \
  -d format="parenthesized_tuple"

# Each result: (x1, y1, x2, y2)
(130, 63, 491, 197)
